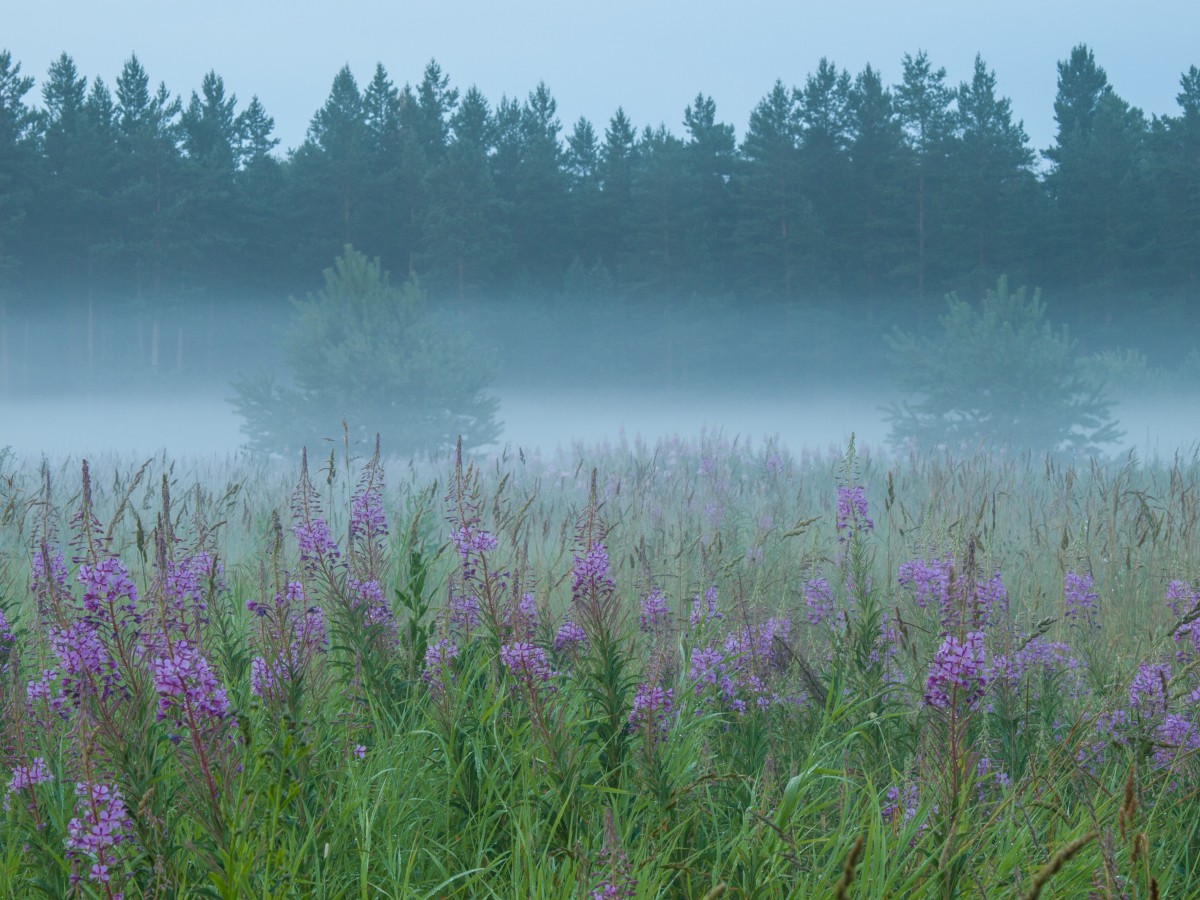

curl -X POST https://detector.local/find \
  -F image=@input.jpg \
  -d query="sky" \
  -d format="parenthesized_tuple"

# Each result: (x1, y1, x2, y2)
(2, 1, 1197, 157)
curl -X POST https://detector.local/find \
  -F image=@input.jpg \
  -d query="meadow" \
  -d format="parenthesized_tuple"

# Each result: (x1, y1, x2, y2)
(0, 433, 1198, 898)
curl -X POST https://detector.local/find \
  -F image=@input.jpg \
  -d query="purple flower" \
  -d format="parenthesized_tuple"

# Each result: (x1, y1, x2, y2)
(924, 631, 987, 710)
(898, 558, 951, 611)
(688, 645, 729, 695)
(1154, 715, 1200, 768)
(450, 526, 497, 562)
(1063, 571, 1099, 628)
(506, 592, 539, 640)
(50, 622, 122, 707)
(7, 757, 52, 793)
(149, 640, 230, 728)
(294, 518, 341, 573)
(31, 548, 69, 607)
(629, 683, 673, 742)
(66, 781, 134, 882)
(1129, 662, 1171, 715)
(689, 585, 722, 628)
(449, 592, 480, 634)
(572, 542, 615, 605)
(639, 590, 670, 633)
(421, 638, 459, 692)
(78, 556, 141, 628)
(499, 641, 555, 686)
(353, 744, 367, 760)
(836, 484, 873, 539)
(804, 576, 836, 626)
(350, 484, 388, 545)
(554, 620, 588, 653)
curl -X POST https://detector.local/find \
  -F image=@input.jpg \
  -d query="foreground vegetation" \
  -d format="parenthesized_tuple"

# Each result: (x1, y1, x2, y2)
(1, 435, 1198, 897)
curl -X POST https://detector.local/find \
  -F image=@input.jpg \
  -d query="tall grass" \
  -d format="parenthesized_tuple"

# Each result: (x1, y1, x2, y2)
(0, 435, 1198, 897)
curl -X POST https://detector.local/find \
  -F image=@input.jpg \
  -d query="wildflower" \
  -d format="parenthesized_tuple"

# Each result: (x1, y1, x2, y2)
(7, 757, 52, 793)
(590, 808, 637, 899)
(448, 592, 480, 634)
(688, 645, 728, 695)
(1064, 571, 1099, 628)
(1154, 715, 1200, 768)
(50, 622, 122, 707)
(149, 640, 230, 729)
(572, 541, 615, 605)
(421, 638, 459, 692)
(924, 631, 987, 710)
(804, 576, 836, 626)
(450, 526, 497, 562)
(554, 620, 588, 653)
(836, 484, 873, 539)
(898, 558, 951, 610)
(350, 484, 387, 544)
(294, 518, 340, 573)
(499, 591, 538, 640)
(499, 641, 555, 686)
(1129, 662, 1171, 715)
(353, 744, 367, 760)
(66, 781, 134, 885)
(689, 585, 721, 627)
(639, 589, 670, 633)
(629, 683, 673, 742)
(78, 556, 141, 628)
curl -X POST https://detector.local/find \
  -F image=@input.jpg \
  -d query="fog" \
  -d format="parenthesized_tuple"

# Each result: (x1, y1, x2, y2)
(1, 299, 1197, 463)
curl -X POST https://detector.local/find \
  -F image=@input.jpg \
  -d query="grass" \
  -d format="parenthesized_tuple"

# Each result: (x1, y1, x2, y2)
(0, 433, 1198, 898)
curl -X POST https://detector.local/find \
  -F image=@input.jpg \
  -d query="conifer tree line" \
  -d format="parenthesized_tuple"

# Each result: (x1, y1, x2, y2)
(1, 44, 1199, 318)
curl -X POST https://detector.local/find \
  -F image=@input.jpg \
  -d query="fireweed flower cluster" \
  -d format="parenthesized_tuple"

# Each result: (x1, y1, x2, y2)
(803, 576, 837, 627)
(988, 637, 1085, 699)
(1063, 570, 1099, 628)
(247, 579, 328, 702)
(421, 637, 459, 693)
(49, 621, 122, 710)
(689, 585, 722, 628)
(554, 620, 588, 653)
(149, 640, 230, 731)
(629, 683, 673, 742)
(639, 589, 670, 634)
(924, 631, 987, 710)
(66, 780, 135, 887)
(899, 557, 1007, 631)
(499, 641, 556, 688)
(836, 484, 873, 539)
(590, 808, 637, 899)
(31, 547, 69, 611)
(294, 518, 341, 574)
(5, 757, 52, 813)
(1129, 662, 1171, 715)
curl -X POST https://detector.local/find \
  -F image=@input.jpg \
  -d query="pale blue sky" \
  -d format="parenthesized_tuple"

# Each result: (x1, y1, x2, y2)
(3, 1, 1196, 156)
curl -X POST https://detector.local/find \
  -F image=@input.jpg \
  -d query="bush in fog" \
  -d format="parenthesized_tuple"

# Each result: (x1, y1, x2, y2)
(232, 246, 499, 455)
(884, 276, 1121, 453)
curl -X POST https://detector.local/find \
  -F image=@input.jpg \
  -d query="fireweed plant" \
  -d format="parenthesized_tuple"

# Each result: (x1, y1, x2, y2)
(0, 436, 1198, 895)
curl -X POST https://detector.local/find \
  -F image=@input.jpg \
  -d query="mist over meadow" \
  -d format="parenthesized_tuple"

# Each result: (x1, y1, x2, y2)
(0, 44, 1198, 461)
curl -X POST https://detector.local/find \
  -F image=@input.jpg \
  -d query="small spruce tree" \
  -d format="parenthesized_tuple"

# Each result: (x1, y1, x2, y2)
(884, 276, 1121, 453)
(232, 245, 499, 455)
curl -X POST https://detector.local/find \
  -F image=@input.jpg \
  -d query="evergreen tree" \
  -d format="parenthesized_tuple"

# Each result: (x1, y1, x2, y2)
(946, 55, 1037, 289)
(596, 108, 638, 273)
(796, 59, 854, 292)
(0, 51, 38, 288)
(231, 246, 499, 455)
(1148, 67, 1200, 285)
(421, 85, 508, 298)
(111, 55, 183, 302)
(288, 65, 368, 274)
(894, 50, 956, 298)
(1044, 45, 1152, 304)
(736, 81, 809, 298)
(846, 65, 908, 295)
(682, 93, 736, 291)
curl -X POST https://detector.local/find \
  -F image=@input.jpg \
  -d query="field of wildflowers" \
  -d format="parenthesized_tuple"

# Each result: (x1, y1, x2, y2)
(1, 434, 1198, 897)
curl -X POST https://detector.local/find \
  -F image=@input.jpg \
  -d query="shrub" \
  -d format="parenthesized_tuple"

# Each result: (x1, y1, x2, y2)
(232, 246, 500, 455)
(884, 276, 1122, 453)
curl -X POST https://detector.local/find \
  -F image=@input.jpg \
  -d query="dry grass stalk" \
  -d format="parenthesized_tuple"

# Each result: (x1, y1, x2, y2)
(1118, 762, 1137, 840)
(700, 884, 727, 900)
(832, 834, 866, 899)
(1023, 831, 1099, 900)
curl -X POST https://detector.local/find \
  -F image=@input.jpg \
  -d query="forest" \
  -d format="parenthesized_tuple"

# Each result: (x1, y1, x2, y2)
(1, 43, 1198, 321)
